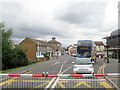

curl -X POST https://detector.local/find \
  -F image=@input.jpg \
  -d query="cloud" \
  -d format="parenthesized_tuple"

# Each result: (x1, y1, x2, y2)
(1, 0, 119, 46)
(56, 2, 107, 28)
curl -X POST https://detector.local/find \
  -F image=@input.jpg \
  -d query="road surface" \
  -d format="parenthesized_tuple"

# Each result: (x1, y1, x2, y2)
(1, 54, 119, 89)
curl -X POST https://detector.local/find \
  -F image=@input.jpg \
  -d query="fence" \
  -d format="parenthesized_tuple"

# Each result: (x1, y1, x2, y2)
(0, 73, 119, 89)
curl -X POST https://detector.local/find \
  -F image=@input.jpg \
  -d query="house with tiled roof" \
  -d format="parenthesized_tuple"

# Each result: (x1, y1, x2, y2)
(47, 37, 62, 56)
(93, 41, 105, 58)
(19, 37, 53, 61)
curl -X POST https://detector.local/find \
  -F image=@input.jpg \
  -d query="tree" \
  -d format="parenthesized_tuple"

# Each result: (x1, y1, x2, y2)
(1, 23, 13, 69)
(44, 52, 50, 60)
(1, 22, 28, 70)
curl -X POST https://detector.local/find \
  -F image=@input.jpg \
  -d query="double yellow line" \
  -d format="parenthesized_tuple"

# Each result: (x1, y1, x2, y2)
(97, 63, 113, 88)
(97, 63, 106, 74)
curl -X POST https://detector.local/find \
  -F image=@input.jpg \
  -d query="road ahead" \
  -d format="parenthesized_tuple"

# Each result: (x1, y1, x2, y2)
(24, 54, 105, 74)
(1, 54, 119, 89)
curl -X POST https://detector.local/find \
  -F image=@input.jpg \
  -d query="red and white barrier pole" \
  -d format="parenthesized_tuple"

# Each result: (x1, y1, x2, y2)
(0, 73, 119, 77)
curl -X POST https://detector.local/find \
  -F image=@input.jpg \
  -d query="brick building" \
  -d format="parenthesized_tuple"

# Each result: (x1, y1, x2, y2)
(19, 37, 53, 61)
(47, 37, 62, 56)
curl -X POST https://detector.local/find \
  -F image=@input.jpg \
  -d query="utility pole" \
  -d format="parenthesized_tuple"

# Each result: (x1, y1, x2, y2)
(105, 45, 110, 63)
(37, 41, 39, 61)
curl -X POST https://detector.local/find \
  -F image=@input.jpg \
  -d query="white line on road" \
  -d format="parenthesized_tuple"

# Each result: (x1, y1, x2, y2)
(51, 77, 60, 89)
(45, 60, 67, 89)
(52, 62, 60, 66)
(58, 60, 68, 74)
(64, 60, 68, 64)
(44, 77, 56, 90)
(61, 65, 73, 74)
(50, 62, 73, 89)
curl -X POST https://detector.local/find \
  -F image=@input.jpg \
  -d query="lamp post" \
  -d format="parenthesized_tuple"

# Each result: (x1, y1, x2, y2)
(56, 49, 58, 59)
(52, 46, 54, 59)
(105, 45, 110, 63)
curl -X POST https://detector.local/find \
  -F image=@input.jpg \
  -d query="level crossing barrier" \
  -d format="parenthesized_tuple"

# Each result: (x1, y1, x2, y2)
(0, 73, 119, 89)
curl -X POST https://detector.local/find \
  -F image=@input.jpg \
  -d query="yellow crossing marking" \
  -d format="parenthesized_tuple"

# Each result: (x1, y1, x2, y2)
(0, 80, 14, 86)
(7, 81, 13, 86)
(0, 64, 46, 87)
(58, 81, 69, 88)
(34, 82, 49, 88)
(73, 81, 91, 88)
(99, 81, 112, 88)
(14, 80, 50, 83)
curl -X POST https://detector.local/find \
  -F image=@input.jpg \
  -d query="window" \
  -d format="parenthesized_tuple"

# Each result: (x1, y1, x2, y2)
(41, 52, 44, 55)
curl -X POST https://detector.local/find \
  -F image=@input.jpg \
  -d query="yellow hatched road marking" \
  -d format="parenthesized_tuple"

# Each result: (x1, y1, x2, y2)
(99, 81, 112, 88)
(73, 81, 91, 88)
(34, 82, 49, 88)
(58, 81, 69, 88)
(0, 80, 14, 86)
(14, 80, 50, 83)
(0, 64, 46, 87)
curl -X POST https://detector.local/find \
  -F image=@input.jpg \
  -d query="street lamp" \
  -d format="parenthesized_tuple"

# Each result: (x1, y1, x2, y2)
(105, 45, 110, 63)
(52, 46, 54, 58)
(56, 49, 58, 59)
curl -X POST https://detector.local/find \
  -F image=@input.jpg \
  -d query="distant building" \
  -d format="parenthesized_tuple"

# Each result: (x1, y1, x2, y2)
(93, 41, 105, 58)
(68, 44, 77, 55)
(68, 45, 73, 55)
(47, 37, 62, 56)
(102, 2, 120, 60)
(103, 29, 120, 59)
(19, 37, 53, 61)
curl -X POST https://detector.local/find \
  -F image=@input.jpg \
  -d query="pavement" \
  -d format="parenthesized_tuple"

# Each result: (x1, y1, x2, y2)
(104, 58, 120, 73)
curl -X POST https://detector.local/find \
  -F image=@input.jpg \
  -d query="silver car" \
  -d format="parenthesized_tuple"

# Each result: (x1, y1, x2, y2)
(72, 58, 94, 74)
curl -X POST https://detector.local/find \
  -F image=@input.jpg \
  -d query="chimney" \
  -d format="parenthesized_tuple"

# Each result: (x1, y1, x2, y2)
(52, 37, 56, 40)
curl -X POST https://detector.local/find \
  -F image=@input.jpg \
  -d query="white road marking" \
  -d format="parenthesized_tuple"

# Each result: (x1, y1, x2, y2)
(45, 60, 67, 89)
(52, 62, 60, 66)
(50, 61, 73, 89)
(61, 65, 73, 74)
(51, 77, 60, 89)
(44, 77, 56, 90)
(64, 60, 68, 64)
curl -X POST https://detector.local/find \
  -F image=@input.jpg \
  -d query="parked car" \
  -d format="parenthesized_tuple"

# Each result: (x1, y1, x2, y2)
(72, 58, 94, 74)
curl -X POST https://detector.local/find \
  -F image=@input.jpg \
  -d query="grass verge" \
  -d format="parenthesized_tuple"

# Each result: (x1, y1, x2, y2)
(0, 60, 45, 73)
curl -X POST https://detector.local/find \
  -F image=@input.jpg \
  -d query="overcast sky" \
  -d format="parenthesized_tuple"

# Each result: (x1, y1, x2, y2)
(1, 0, 119, 47)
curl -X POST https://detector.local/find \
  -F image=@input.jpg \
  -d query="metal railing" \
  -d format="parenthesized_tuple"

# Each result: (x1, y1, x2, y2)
(0, 73, 119, 89)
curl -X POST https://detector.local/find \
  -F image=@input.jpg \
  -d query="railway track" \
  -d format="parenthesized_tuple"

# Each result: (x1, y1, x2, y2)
(98, 62, 119, 89)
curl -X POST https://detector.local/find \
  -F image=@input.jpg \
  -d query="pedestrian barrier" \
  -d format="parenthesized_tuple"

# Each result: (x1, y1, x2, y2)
(0, 73, 119, 89)
(1, 73, 119, 77)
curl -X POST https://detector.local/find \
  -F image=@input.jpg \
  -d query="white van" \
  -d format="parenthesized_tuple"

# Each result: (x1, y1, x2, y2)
(72, 58, 94, 74)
